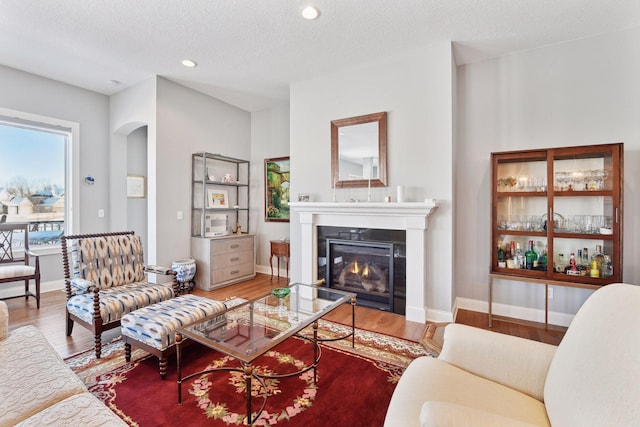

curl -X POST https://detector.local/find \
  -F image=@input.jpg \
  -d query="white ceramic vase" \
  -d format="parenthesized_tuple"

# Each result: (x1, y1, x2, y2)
(171, 258, 196, 283)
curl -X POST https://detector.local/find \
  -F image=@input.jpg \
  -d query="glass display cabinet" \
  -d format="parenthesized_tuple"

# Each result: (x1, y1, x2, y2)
(489, 143, 623, 326)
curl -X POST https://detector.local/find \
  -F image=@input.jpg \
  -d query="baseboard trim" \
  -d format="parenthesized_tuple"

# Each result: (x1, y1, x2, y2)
(425, 307, 454, 323)
(455, 297, 575, 327)
(255, 265, 289, 279)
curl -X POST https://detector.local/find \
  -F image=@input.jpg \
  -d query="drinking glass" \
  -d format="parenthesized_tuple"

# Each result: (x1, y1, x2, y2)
(555, 171, 569, 191)
(570, 170, 584, 191)
(272, 287, 291, 313)
(594, 169, 608, 190)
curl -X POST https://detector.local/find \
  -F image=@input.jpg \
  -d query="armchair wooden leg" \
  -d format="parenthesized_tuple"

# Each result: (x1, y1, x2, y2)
(66, 316, 74, 336)
(95, 335, 102, 359)
(124, 343, 132, 362)
(35, 277, 40, 309)
(159, 357, 168, 380)
(24, 279, 29, 301)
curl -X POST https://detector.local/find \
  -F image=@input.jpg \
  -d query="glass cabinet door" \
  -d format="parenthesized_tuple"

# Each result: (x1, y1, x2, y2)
(549, 145, 621, 282)
(492, 151, 549, 277)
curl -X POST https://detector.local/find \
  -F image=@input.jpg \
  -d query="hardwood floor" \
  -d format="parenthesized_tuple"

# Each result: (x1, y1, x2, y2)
(4, 273, 565, 358)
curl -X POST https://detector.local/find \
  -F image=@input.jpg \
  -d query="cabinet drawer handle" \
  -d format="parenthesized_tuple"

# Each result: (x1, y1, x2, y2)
(230, 270, 239, 275)
(230, 257, 240, 262)
(230, 244, 240, 249)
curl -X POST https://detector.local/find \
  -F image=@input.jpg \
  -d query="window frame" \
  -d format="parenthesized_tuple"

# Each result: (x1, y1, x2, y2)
(0, 107, 79, 255)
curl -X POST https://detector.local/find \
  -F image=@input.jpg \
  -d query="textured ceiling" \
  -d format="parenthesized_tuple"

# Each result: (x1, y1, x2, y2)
(1, 0, 639, 111)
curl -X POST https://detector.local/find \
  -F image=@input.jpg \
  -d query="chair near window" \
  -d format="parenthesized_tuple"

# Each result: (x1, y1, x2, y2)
(0, 223, 41, 308)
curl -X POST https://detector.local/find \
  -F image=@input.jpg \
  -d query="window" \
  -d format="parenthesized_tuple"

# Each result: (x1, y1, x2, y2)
(0, 109, 77, 249)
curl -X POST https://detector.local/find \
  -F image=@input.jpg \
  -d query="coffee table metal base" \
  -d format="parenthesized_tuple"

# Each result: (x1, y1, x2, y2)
(176, 298, 356, 425)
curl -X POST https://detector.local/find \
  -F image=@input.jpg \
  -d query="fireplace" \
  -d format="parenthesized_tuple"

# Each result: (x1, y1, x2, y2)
(319, 227, 406, 313)
(290, 200, 438, 323)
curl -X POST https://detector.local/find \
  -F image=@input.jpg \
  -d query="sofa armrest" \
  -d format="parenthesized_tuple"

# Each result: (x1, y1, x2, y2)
(144, 265, 176, 275)
(438, 324, 556, 402)
(66, 278, 99, 295)
(0, 301, 8, 340)
(420, 401, 541, 427)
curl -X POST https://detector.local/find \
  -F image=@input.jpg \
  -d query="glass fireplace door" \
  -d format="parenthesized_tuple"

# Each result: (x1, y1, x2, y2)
(325, 238, 394, 311)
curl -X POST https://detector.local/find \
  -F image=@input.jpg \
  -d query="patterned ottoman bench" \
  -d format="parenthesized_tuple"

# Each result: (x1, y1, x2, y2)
(121, 294, 226, 379)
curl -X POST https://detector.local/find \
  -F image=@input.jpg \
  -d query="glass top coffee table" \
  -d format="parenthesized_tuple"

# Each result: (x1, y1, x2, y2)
(176, 282, 356, 425)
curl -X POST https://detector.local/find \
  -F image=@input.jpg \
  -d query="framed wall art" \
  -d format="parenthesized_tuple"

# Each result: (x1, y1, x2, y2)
(264, 157, 290, 222)
(207, 189, 229, 208)
(126, 175, 145, 198)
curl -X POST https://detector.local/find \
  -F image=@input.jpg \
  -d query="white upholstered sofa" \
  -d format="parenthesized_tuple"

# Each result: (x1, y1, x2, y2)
(384, 283, 640, 427)
(0, 301, 126, 426)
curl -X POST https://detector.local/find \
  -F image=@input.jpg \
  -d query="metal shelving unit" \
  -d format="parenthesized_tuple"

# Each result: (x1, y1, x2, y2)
(191, 153, 250, 237)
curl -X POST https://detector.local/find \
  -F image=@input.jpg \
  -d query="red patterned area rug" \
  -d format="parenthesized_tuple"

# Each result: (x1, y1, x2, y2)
(65, 320, 430, 427)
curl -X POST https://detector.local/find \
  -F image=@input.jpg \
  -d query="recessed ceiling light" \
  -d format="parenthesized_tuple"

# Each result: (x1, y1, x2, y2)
(182, 59, 198, 68)
(301, 6, 320, 20)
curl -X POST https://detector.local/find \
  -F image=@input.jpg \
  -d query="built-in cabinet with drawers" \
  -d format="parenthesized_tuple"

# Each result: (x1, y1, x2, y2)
(191, 233, 256, 290)
(489, 143, 623, 327)
(191, 152, 255, 290)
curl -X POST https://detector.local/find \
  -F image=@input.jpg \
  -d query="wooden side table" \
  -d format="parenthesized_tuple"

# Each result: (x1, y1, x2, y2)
(270, 240, 290, 279)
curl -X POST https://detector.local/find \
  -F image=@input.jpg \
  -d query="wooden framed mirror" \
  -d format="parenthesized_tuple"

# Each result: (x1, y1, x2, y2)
(331, 111, 387, 189)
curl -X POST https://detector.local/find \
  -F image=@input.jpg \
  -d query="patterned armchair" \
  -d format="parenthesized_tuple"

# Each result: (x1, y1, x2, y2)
(61, 231, 178, 358)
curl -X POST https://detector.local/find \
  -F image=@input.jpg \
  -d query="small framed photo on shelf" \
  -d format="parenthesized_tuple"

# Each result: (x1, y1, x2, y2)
(207, 189, 229, 208)
(126, 175, 145, 198)
(298, 193, 310, 202)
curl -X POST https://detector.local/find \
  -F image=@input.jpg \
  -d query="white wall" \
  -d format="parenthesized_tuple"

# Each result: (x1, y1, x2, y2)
(110, 77, 251, 267)
(155, 78, 251, 267)
(290, 42, 455, 320)
(127, 126, 148, 249)
(109, 77, 157, 259)
(250, 103, 291, 274)
(456, 27, 640, 324)
(0, 65, 109, 289)
(0, 65, 110, 234)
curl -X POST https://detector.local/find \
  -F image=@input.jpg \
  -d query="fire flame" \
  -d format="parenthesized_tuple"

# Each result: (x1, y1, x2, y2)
(349, 260, 370, 278)
(350, 260, 360, 274)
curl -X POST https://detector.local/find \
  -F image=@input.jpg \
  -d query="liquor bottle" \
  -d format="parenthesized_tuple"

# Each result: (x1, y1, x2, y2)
(582, 248, 590, 275)
(515, 242, 524, 269)
(589, 261, 600, 278)
(497, 243, 506, 268)
(603, 255, 613, 278)
(525, 240, 537, 269)
(591, 245, 605, 278)
(576, 249, 584, 275)
(509, 241, 515, 261)
(555, 253, 566, 273)
(539, 245, 548, 271)
(566, 253, 579, 275)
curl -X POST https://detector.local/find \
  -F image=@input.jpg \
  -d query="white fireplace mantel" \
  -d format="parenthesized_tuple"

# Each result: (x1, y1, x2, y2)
(289, 201, 438, 216)
(290, 200, 438, 323)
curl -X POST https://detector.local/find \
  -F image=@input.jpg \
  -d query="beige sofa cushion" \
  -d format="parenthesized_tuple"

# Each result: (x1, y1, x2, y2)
(384, 356, 550, 427)
(420, 401, 541, 427)
(14, 393, 127, 427)
(0, 301, 7, 340)
(439, 323, 556, 402)
(0, 326, 87, 427)
(544, 283, 640, 427)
